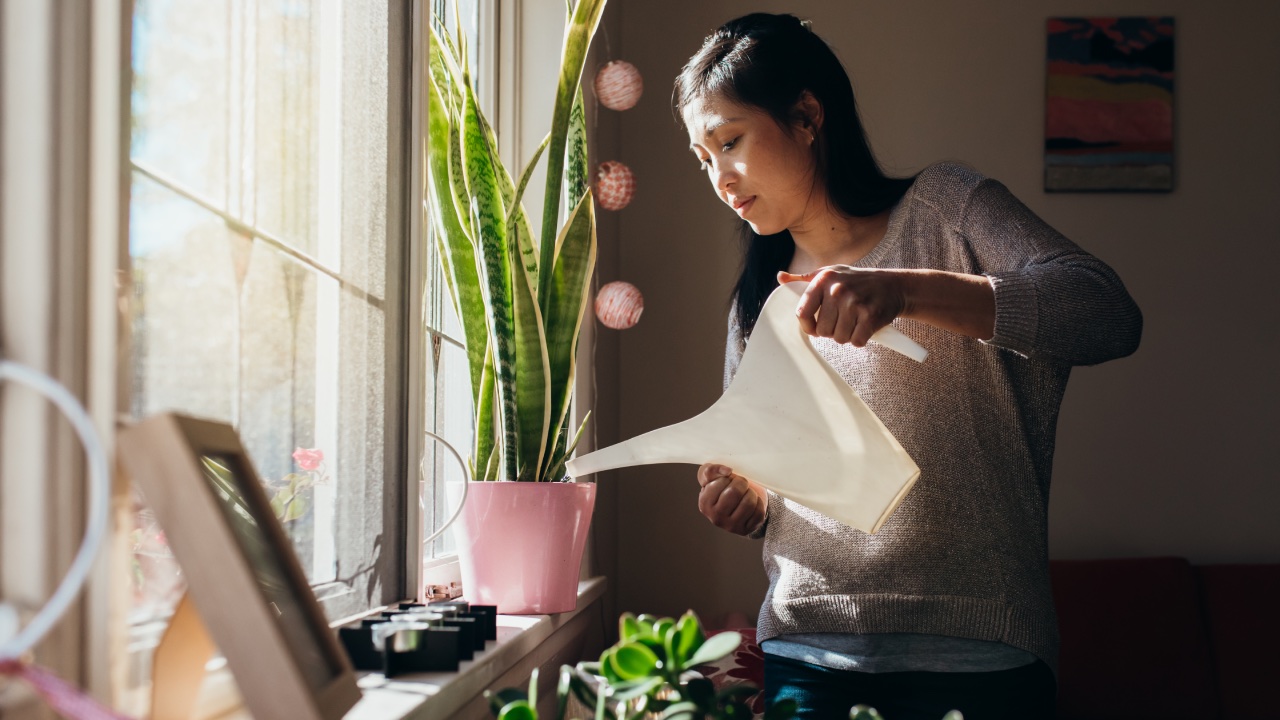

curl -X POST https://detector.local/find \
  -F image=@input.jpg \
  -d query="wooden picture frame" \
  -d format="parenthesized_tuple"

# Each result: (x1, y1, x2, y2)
(118, 413, 361, 720)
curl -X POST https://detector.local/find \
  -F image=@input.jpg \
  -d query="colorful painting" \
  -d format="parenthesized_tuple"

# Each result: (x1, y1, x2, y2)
(1045, 17, 1175, 192)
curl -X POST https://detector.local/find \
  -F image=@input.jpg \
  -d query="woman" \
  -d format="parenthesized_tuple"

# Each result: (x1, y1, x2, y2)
(676, 13, 1142, 720)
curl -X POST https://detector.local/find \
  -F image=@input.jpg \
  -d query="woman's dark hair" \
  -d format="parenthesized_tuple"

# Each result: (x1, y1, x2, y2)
(674, 13, 915, 340)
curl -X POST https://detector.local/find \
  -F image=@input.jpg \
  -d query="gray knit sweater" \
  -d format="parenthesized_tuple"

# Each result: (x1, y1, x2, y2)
(725, 162, 1142, 674)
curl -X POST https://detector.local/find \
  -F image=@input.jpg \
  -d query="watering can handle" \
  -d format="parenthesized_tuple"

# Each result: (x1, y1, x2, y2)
(871, 325, 928, 363)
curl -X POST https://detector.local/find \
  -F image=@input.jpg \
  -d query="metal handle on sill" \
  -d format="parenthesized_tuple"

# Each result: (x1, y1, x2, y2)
(420, 431, 471, 548)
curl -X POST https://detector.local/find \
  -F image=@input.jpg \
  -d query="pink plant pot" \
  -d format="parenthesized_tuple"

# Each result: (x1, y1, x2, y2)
(451, 481, 596, 615)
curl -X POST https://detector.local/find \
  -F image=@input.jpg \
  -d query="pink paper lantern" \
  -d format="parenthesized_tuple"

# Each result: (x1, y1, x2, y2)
(594, 161, 635, 211)
(593, 60, 644, 111)
(595, 281, 644, 330)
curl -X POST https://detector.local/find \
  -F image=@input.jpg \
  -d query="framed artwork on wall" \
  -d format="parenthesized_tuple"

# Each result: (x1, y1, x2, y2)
(118, 413, 361, 720)
(1045, 17, 1175, 192)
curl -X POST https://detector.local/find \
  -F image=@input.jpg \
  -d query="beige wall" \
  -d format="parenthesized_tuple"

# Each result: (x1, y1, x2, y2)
(589, 0, 1280, 625)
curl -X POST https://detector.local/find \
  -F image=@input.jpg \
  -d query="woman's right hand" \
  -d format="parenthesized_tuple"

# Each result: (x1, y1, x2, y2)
(696, 463, 768, 536)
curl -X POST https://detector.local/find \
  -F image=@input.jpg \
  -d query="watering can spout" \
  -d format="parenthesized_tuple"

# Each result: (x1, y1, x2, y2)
(565, 420, 699, 478)
(563, 440, 634, 477)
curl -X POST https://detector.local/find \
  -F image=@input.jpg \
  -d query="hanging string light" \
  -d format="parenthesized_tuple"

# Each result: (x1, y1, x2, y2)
(594, 160, 635, 211)
(593, 60, 643, 111)
(594, 281, 644, 330)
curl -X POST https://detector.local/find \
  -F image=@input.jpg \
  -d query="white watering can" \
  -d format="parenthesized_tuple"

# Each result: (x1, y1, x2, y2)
(566, 282, 924, 534)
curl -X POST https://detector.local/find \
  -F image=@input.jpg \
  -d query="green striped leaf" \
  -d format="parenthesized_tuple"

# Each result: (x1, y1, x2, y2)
(427, 25, 463, 117)
(510, 134, 551, 289)
(483, 124, 544, 298)
(540, 190, 596, 478)
(433, 29, 473, 245)
(513, 135, 551, 213)
(427, 71, 487, 408)
(538, 0, 607, 311)
(564, 87, 588, 219)
(506, 136, 553, 480)
(430, 23, 494, 474)
(461, 83, 518, 482)
(447, 125, 472, 242)
(509, 226, 551, 481)
(475, 341, 496, 480)
(451, 0, 469, 82)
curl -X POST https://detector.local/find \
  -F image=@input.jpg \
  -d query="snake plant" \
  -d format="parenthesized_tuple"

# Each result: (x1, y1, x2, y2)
(427, 0, 605, 482)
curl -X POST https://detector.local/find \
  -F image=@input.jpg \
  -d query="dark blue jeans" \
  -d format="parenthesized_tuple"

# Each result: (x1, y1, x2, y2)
(763, 653, 1056, 720)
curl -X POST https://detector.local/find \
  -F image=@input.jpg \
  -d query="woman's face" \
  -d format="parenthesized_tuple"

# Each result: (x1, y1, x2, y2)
(683, 93, 819, 236)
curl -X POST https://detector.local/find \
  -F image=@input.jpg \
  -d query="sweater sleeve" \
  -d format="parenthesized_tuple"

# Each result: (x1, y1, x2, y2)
(961, 178, 1143, 365)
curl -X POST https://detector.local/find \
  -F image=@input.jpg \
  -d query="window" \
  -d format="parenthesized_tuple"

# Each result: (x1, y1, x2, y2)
(125, 0, 412, 668)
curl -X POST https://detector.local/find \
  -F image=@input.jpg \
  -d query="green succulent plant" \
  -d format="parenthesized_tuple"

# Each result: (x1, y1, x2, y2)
(427, 0, 605, 483)
(484, 611, 969, 720)
(484, 611, 796, 720)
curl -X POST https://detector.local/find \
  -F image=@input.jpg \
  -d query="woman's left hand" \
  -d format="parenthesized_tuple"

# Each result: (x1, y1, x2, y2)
(778, 267, 910, 346)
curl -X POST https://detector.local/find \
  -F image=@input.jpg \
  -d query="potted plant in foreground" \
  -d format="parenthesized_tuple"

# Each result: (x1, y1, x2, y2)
(483, 611, 965, 719)
(486, 611, 798, 720)
(426, 0, 606, 614)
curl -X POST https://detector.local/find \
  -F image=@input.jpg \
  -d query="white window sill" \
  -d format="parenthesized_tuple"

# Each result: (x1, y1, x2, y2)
(206, 577, 606, 720)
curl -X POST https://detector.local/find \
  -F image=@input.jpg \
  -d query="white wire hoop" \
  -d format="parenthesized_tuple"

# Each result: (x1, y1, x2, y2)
(0, 360, 110, 661)
(420, 430, 471, 548)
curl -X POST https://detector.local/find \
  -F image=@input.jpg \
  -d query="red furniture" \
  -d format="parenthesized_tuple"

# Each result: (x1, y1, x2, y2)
(1051, 557, 1280, 720)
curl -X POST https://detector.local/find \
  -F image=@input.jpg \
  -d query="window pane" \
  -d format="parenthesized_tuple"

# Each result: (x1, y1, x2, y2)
(237, 242, 329, 583)
(128, 173, 243, 425)
(127, 0, 400, 632)
(253, 2, 320, 254)
(131, 0, 230, 208)
(128, 178, 392, 594)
